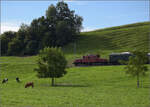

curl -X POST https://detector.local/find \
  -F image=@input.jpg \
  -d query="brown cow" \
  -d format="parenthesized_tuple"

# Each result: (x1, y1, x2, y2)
(25, 82, 34, 88)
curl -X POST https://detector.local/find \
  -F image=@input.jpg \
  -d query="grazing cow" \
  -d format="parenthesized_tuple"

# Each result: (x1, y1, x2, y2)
(2, 78, 8, 84)
(25, 82, 34, 88)
(16, 77, 20, 83)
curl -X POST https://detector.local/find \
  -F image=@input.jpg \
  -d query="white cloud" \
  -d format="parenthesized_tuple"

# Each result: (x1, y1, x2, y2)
(1, 22, 20, 34)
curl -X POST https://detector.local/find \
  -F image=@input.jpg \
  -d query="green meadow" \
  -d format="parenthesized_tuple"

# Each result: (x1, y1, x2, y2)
(0, 22, 150, 107)
(1, 57, 150, 107)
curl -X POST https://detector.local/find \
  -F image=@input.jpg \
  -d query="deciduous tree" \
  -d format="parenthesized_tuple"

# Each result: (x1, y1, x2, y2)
(125, 50, 148, 88)
(34, 47, 67, 86)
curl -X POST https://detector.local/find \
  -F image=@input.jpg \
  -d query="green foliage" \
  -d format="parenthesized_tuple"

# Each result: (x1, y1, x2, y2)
(7, 38, 23, 56)
(125, 51, 148, 76)
(43, 1, 83, 47)
(46, 4, 57, 19)
(25, 40, 39, 55)
(6, 24, 29, 56)
(125, 50, 148, 88)
(1, 1, 82, 56)
(26, 1, 83, 53)
(35, 47, 67, 86)
(0, 31, 17, 55)
(55, 21, 74, 46)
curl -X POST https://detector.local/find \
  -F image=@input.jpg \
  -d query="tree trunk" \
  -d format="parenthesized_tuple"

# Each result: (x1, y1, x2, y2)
(137, 74, 139, 88)
(141, 79, 142, 88)
(51, 77, 54, 86)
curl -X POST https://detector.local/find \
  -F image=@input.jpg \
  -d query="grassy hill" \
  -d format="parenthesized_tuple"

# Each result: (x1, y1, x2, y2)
(0, 22, 150, 107)
(64, 22, 150, 61)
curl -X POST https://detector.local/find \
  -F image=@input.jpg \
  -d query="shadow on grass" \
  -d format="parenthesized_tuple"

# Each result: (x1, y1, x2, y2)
(142, 86, 150, 89)
(141, 82, 150, 88)
(40, 83, 89, 87)
(54, 83, 89, 87)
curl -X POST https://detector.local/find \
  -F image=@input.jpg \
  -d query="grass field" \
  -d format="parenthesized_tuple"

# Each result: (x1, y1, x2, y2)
(0, 56, 150, 107)
(0, 22, 150, 107)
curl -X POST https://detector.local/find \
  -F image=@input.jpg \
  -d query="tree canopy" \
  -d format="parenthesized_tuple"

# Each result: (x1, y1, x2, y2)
(34, 47, 67, 86)
(0, 31, 17, 56)
(125, 50, 148, 88)
(1, 1, 83, 56)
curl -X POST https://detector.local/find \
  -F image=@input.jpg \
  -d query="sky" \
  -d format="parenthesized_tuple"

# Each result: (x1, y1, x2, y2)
(1, 0, 149, 34)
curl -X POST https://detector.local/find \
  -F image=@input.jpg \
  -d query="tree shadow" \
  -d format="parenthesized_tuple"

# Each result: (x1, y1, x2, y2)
(142, 86, 150, 89)
(141, 82, 150, 89)
(40, 83, 89, 87)
(54, 83, 89, 87)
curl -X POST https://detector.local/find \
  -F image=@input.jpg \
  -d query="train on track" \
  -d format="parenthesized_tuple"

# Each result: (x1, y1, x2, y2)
(73, 52, 150, 66)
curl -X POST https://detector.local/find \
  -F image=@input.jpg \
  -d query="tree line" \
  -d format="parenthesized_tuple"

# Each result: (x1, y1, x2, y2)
(0, 1, 83, 56)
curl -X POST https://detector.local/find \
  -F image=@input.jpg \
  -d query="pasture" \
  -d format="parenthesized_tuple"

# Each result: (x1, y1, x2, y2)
(0, 56, 150, 107)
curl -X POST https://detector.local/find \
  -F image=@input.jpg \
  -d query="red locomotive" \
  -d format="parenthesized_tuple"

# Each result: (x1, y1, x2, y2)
(73, 54, 108, 66)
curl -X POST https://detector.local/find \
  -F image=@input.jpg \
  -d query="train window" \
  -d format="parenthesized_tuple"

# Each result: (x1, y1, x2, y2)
(97, 55, 100, 58)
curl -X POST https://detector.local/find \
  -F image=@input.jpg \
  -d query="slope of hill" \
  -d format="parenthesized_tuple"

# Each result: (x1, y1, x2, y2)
(64, 22, 150, 60)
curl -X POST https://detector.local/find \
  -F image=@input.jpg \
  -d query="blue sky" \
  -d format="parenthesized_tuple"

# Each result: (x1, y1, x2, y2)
(1, 0, 149, 34)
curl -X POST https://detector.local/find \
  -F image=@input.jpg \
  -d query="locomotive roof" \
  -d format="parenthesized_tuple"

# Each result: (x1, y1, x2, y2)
(111, 52, 150, 56)
(84, 54, 98, 56)
(122, 52, 131, 54)
(110, 52, 131, 55)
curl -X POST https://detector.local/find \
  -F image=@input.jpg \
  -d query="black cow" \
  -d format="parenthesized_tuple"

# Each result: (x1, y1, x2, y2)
(2, 78, 8, 84)
(16, 77, 20, 83)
